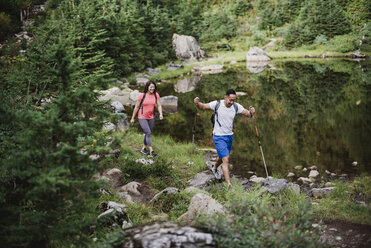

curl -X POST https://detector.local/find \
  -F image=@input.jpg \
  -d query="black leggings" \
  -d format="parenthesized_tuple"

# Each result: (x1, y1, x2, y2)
(139, 118, 154, 147)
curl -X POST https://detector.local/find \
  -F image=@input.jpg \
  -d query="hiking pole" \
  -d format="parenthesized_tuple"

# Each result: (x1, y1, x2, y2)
(188, 104, 198, 165)
(252, 114, 269, 178)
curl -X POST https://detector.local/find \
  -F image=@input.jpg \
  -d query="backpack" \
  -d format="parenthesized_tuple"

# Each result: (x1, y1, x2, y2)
(211, 100, 239, 127)
(139, 92, 157, 115)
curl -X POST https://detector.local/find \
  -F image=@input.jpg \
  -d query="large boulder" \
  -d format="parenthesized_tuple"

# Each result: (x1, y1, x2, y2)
(179, 193, 227, 222)
(97, 201, 132, 229)
(174, 75, 201, 93)
(246, 47, 271, 74)
(104, 168, 123, 188)
(187, 171, 216, 190)
(262, 178, 288, 194)
(99, 87, 133, 106)
(160, 95, 178, 114)
(150, 187, 180, 203)
(122, 222, 216, 248)
(172, 33, 207, 61)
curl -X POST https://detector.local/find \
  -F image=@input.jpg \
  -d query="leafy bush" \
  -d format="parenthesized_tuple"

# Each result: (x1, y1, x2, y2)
(314, 35, 328, 45)
(200, 11, 237, 41)
(232, 0, 252, 17)
(197, 183, 323, 247)
(359, 22, 371, 52)
(327, 34, 359, 52)
(249, 31, 270, 47)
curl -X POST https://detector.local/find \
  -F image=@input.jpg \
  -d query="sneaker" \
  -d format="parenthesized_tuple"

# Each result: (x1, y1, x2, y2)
(149, 151, 157, 157)
(140, 148, 149, 155)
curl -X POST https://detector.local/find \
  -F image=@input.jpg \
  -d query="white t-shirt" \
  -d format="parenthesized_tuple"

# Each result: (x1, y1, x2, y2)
(209, 100, 245, 135)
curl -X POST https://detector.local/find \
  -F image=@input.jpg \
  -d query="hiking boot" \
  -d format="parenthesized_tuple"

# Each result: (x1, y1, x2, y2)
(140, 148, 149, 155)
(149, 151, 157, 157)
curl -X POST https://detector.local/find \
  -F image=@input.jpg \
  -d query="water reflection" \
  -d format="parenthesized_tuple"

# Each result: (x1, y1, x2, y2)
(153, 59, 371, 178)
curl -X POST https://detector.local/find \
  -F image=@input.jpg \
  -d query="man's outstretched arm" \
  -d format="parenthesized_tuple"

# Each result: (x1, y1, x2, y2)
(241, 106, 255, 117)
(194, 97, 211, 110)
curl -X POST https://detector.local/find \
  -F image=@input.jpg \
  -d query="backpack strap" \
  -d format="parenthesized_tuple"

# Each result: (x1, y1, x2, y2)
(139, 93, 146, 115)
(215, 101, 239, 127)
(214, 100, 221, 127)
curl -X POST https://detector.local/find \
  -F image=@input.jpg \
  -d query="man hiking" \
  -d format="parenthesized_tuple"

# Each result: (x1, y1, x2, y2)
(194, 89, 255, 186)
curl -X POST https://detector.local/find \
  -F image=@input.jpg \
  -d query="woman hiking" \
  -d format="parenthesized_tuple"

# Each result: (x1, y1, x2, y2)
(131, 81, 163, 157)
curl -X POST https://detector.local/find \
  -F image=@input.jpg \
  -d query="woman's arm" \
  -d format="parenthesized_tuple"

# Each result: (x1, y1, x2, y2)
(131, 97, 142, 124)
(156, 97, 163, 120)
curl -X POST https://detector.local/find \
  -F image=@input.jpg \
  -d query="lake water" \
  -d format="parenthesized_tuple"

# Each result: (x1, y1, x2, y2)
(139, 59, 371, 178)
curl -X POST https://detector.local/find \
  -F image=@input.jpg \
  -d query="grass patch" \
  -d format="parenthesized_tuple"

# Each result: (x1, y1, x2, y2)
(314, 175, 371, 225)
(151, 191, 192, 221)
(197, 180, 323, 248)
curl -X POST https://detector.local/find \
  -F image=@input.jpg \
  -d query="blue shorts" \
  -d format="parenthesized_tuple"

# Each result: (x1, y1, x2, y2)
(213, 135, 233, 159)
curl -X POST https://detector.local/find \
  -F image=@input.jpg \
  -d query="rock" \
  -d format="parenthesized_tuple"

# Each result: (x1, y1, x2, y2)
(136, 158, 154, 165)
(119, 192, 134, 204)
(174, 75, 201, 93)
(352, 161, 358, 166)
(245, 47, 270, 73)
(150, 187, 180, 203)
(294, 165, 303, 170)
(249, 175, 265, 184)
(325, 182, 335, 187)
(309, 165, 317, 170)
(89, 154, 100, 160)
(104, 168, 123, 188)
(129, 90, 140, 102)
(302, 168, 308, 172)
(311, 187, 335, 198)
(297, 177, 312, 184)
(122, 222, 216, 248)
(166, 62, 184, 71)
(262, 178, 288, 194)
(312, 223, 319, 228)
(199, 64, 223, 74)
(97, 201, 132, 229)
(103, 122, 116, 131)
(356, 100, 361, 105)
(331, 173, 337, 177)
(179, 193, 227, 221)
(136, 77, 150, 87)
(108, 148, 121, 158)
(188, 171, 216, 189)
(288, 183, 300, 194)
(146, 68, 161, 76)
(335, 236, 342, 241)
(119, 182, 142, 196)
(246, 61, 269, 73)
(325, 170, 331, 175)
(172, 33, 207, 61)
(350, 51, 366, 58)
(287, 172, 295, 177)
(246, 47, 271, 61)
(115, 113, 129, 131)
(99, 87, 132, 106)
(309, 170, 319, 178)
(160, 95, 178, 114)
(111, 101, 125, 113)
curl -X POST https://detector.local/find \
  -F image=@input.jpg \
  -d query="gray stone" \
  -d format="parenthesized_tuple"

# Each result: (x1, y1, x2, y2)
(135, 158, 154, 165)
(122, 222, 215, 248)
(104, 168, 123, 188)
(97, 201, 132, 229)
(119, 182, 142, 196)
(150, 187, 180, 203)
(246, 47, 271, 61)
(199, 64, 223, 74)
(294, 165, 303, 170)
(246, 61, 269, 73)
(297, 177, 312, 184)
(250, 175, 265, 184)
(174, 76, 201, 93)
(188, 171, 216, 189)
(172, 33, 207, 61)
(136, 77, 150, 87)
(160, 95, 178, 114)
(287, 172, 295, 177)
(103, 122, 116, 131)
(179, 193, 227, 221)
(130, 90, 140, 102)
(311, 187, 335, 198)
(111, 101, 125, 113)
(262, 178, 288, 194)
(309, 165, 317, 170)
(146, 68, 161, 76)
(288, 183, 301, 194)
(309, 170, 319, 178)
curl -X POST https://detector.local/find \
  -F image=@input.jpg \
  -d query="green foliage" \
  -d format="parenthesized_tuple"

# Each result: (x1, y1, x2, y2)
(314, 176, 371, 225)
(345, 0, 371, 30)
(200, 11, 238, 41)
(327, 34, 359, 52)
(198, 182, 323, 247)
(314, 35, 328, 45)
(359, 22, 371, 52)
(232, 0, 252, 17)
(151, 192, 191, 218)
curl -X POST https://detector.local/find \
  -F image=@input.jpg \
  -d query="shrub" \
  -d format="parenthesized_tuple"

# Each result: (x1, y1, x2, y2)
(359, 22, 371, 52)
(200, 11, 237, 41)
(314, 34, 328, 45)
(232, 0, 252, 17)
(327, 34, 359, 52)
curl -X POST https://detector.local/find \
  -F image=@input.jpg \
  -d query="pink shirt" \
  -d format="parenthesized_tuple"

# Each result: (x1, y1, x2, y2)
(137, 92, 160, 119)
